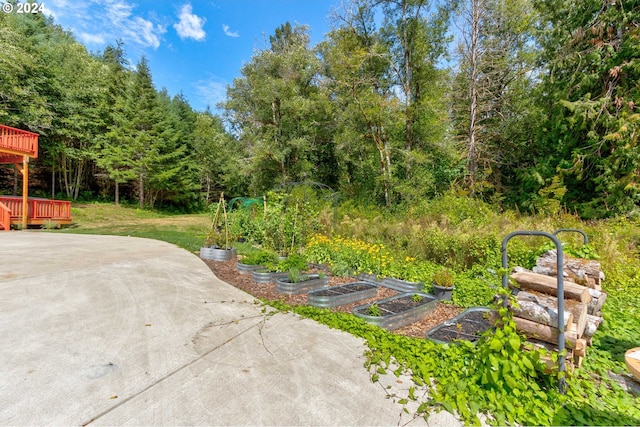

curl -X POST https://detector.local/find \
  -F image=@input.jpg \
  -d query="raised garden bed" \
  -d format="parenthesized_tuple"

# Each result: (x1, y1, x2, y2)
(252, 269, 290, 284)
(237, 262, 263, 274)
(425, 307, 495, 344)
(308, 282, 378, 308)
(200, 247, 237, 261)
(353, 292, 438, 330)
(379, 277, 423, 293)
(275, 274, 330, 294)
(357, 273, 382, 285)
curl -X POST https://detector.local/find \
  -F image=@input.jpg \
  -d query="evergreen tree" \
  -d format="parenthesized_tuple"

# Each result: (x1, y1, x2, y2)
(95, 41, 133, 204)
(533, 0, 640, 216)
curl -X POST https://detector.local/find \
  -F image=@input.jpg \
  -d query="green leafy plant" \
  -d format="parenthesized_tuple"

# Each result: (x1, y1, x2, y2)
(287, 268, 309, 283)
(240, 250, 278, 266)
(368, 303, 381, 317)
(411, 294, 423, 302)
(277, 253, 308, 272)
(432, 268, 455, 288)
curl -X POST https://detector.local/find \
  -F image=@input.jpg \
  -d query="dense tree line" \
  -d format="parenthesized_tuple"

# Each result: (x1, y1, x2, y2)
(1, 0, 638, 217)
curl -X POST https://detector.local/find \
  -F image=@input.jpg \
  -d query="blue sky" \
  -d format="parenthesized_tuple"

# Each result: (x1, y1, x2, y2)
(43, 1, 341, 112)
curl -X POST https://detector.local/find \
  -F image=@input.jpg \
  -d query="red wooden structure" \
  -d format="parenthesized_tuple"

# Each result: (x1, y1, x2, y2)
(0, 196, 72, 227)
(0, 124, 72, 230)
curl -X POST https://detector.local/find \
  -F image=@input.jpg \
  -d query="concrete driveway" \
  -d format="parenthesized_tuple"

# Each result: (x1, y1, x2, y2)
(0, 232, 461, 426)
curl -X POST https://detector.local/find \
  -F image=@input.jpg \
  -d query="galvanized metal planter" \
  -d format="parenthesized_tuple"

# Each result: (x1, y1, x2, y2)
(237, 262, 263, 274)
(252, 269, 290, 284)
(200, 247, 237, 261)
(379, 277, 423, 293)
(357, 273, 381, 285)
(353, 293, 438, 330)
(308, 282, 378, 308)
(425, 307, 494, 344)
(275, 274, 329, 294)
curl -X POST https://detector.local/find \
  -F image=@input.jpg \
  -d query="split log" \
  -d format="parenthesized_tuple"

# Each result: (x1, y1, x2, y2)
(513, 290, 573, 330)
(533, 249, 604, 289)
(566, 300, 588, 338)
(511, 270, 592, 303)
(574, 339, 587, 358)
(583, 314, 604, 339)
(513, 316, 581, 349)
(587, 288, 607, 316)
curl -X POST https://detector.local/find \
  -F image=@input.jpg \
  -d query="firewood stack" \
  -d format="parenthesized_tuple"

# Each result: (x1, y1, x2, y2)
(509, 250, 606, 369)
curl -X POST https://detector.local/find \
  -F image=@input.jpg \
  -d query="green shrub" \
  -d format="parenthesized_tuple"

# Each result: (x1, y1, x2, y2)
(277, 253, 308, 272)
(241, 250, 278, 267)
(452, 266, 500, 308)
(228, 207, 264, 244)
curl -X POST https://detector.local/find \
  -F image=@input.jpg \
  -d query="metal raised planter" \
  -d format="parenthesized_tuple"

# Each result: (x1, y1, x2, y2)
(352, 292, 438, 330)
(356, 273, 382, 285)
(252, 269, 290, 284)
(308, 282, 378, 308)
(379, 277, 423, 293)
(425, 307, 495, 344)
(200, 247, 237, 261)
(275, 274, 330, 294)
(237, 262, 263, 274)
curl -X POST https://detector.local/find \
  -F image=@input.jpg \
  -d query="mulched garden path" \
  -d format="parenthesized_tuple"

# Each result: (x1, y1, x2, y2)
(202, 258, 463, 339)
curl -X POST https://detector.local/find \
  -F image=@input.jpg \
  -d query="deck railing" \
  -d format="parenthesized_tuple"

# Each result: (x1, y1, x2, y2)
(0, 196, 72, 225)
(0, 124, 39, 158)
(0, 202, 10, 231)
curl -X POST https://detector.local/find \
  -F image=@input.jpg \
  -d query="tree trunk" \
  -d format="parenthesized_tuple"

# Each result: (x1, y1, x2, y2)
(73, 159, 84, 200)
(138, 174, 144, 209)
(510, 270, 592, 303)
(62, 153, 71, 198)
(51, 168, 55, 199)
(205, 174, 211, 204)
(467, 0, 481, 194)
(402, 0, 412, 180)
(115, 181, 120, 205)
(375, 134, 391, 208)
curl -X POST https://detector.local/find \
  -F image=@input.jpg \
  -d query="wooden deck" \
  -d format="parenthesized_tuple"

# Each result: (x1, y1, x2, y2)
(0, 124, 38, 158)
(0, 196, 72, 230)
(1, 124, 46, 230)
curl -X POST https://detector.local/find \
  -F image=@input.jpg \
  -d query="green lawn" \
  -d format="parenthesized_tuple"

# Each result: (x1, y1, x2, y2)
(56, 202, 209, 252)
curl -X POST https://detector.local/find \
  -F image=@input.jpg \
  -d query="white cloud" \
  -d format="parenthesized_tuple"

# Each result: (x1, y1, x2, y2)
(222, 24, 239, 38)
(174, 4, 206, 41)
(77, 32, 106, 45)
(127, 16, 165, 49)
(43, 0, 166, 50)
(194, 78, 228, 111)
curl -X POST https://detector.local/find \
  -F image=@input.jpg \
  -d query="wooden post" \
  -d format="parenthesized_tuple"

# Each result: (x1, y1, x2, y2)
(18, 155, 28, 230)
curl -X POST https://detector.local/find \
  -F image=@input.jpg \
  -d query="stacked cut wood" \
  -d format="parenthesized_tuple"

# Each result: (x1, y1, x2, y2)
(532, 249, 605, 291)
(510, 261, 606, 369)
